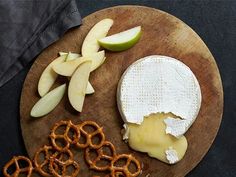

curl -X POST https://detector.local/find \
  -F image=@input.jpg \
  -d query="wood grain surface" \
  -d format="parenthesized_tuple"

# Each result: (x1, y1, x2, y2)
(20, 6, 223, 177)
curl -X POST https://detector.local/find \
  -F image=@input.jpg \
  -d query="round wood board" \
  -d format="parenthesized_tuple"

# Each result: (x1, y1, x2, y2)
(20, 5, 223, 177)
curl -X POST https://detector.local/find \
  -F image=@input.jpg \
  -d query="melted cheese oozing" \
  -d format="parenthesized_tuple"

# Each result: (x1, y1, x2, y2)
(127, 113, 188, 164)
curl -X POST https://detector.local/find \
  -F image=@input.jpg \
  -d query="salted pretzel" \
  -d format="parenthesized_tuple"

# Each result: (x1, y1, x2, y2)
(76, 121, 105, 149)
(34, 145, 57, 177)
(34, 145, 74, 176)
(3, 156, 33, 177)
(50, 120, 80, 152)
(85, 141, 116, 171)
(49, 156, 80, 177)
(110, 154, 141, 177)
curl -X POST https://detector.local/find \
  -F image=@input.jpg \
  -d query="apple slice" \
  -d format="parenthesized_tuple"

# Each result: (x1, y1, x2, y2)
(31, 84, 66, 117)
(59, 51, 81, 57)
(38, 55, 67, 97)
(59, 52, 68, 56)
(98, 26, 141, 51)
(53, 51, 105, 77)
(61, 52, 94, 94)
(66, 52, 81, 61)
(68, 61, 92, 112)
(86, 82, 95, 94)
(81, 18, 113, 56)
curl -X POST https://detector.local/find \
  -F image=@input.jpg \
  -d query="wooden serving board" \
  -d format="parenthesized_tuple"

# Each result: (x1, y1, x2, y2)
(20, 6, 223, 177)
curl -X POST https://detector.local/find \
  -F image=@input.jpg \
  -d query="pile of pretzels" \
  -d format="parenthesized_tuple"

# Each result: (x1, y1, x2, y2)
(3, 120, 141, 177)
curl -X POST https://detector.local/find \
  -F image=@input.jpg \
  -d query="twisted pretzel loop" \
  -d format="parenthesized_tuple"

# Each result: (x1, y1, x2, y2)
(3, 156, 33, 177)
(50, 120, 80, 152)
(76, 121, 105, 149)
(85, 141, 116, 171)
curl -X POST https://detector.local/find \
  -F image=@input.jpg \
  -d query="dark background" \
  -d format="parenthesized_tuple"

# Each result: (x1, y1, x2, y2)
(0, 0, 235, 176)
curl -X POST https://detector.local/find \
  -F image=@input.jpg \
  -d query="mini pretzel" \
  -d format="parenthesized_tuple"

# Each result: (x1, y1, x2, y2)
(110, 154, 141, 177)
(34, 145, 57, 177)
(85, 141, 116, 171)
(34, 145, 74, 177)
(76, 121, 105, 149)
(49, 157, 80, 177)
(50, 120, 80, 151)
(3, 156, 33, 177)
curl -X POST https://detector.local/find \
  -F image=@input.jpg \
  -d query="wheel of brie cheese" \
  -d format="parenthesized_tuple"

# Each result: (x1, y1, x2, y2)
(117, 55, 202, 137)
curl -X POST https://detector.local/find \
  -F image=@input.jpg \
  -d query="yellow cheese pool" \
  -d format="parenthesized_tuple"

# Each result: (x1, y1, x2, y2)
(127, 113, 188, 164)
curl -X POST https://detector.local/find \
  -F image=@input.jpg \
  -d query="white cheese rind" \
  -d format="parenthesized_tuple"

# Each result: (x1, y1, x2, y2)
(122, 124, 129, 140)
(164, 117, 190, 137)
(117, 55, 201, 136)
(165, 147, 179, 164)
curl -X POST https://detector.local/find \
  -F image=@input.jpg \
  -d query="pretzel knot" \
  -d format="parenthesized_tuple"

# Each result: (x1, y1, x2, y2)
(76, 121, 105, 149)
(85, 141, 116, 171)
(3, 156, 33, 177)
(34, 145, 57, 177)
(50, 120, 80, 152)
(49, 154, 80, 177)
(110, 154, 141, 177)
(33, 145, 74, 177)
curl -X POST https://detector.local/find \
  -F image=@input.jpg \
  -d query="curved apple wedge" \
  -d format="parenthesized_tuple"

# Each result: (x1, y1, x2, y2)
(98, 26, 141, 51)
(38, 55, 67, 97)
(68, 61, 92, 112)
(82, 18, 113, 56)
(31, 84, 66, 117)
(53, 51, 105, 77)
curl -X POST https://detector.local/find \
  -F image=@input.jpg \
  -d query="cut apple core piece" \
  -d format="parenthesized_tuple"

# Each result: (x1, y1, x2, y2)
(31, 84, 66, 117)
(98, 26, 141, 51)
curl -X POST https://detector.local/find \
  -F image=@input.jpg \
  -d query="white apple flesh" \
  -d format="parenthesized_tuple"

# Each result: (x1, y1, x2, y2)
(59, 52, 67, 56)
(86, 82, 95, 94)
(63, 52, 95, 94)
(59, 52, 81, 58)
(52, 51, 105, 77)
(31, 84, 66, 117)
(98, 26, 141, 51)
(68, 61, 92, 112)
(65, 52, 81, 61)
(38, 55, 67, 97)
(81, 18, 113, 56)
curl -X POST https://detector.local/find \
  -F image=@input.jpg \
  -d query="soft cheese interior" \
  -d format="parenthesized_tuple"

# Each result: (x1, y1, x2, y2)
(117, 55, 202, 164)
(126, 113, 188, 164)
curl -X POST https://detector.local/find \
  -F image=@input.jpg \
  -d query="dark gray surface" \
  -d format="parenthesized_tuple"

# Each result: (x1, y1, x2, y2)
(0, 0, 235, 176)
(0, 0, 82, 87)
